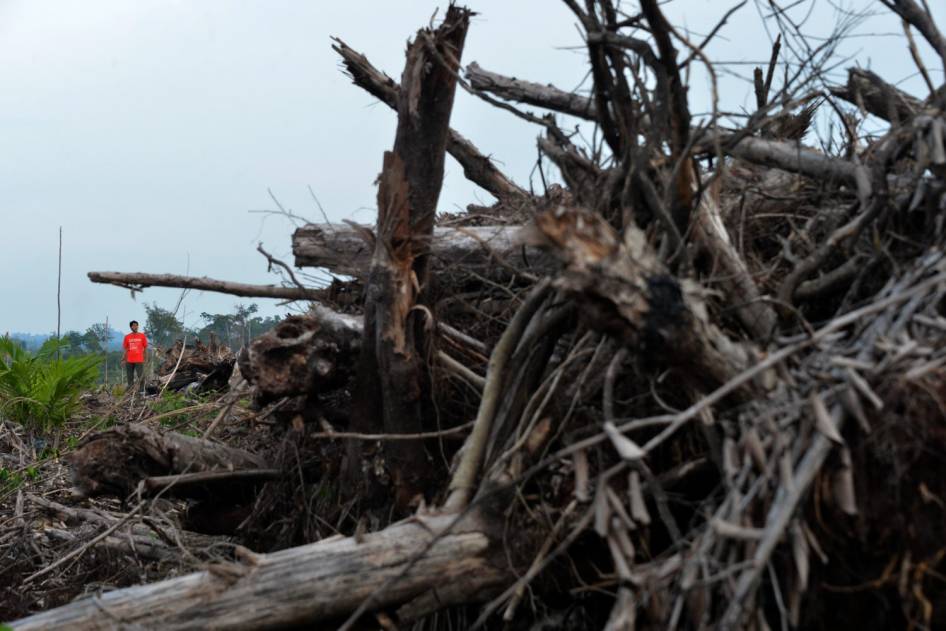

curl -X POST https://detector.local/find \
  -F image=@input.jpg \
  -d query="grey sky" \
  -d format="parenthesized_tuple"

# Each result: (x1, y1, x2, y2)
(1, 1, 942, 336)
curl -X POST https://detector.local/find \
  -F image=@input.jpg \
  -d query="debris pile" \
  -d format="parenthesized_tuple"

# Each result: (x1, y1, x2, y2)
(8, 1, 946, 629)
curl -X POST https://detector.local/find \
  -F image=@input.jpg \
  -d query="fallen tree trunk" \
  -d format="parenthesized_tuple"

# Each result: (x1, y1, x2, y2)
(292, 222, 553, 280)
(88, 271, 321, 301)
(67, 423, 268, 499)
(10, 511, 509, 630)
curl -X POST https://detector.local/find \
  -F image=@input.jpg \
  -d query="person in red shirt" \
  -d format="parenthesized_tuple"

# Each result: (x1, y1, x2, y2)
(123, 320, 148, 391)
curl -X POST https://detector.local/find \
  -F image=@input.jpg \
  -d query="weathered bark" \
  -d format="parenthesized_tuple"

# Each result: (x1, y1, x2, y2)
(88, 271, 321, 301)
(466, 62, 597, 120)
(67, 423, 267, 499)
(239, 313, 361, 403)
(10, 511, 508, 631)
(351, 7, 472, 510)
(524, 205, 762, 393)
(332, 37, 530, 203)
(292, 222, 553, 279)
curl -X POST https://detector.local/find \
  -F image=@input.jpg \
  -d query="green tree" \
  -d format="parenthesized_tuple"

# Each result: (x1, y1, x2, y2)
(144, 303, 184, 349)
(197, 304, 281, 350)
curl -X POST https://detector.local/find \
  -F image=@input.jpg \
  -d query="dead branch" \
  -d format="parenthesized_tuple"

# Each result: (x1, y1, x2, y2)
(88, 271, 320, 302)
(829, 67, 922, 123)
(331, 37, 530, 203)
(466, 62, 596, 120)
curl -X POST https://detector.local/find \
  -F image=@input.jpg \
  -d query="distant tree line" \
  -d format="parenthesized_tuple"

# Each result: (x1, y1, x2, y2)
(9, 302, 282, 384)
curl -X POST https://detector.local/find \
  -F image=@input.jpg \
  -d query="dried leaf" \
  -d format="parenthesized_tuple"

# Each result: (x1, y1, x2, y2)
(833, 446, 858, 515)
(628, 471, 651, 526)
(791, 521, 810, 592)
(811, 393, 844, 444)
(594, 478, 611, 537)
(779, 452, 795, 494)
(723, 437, 739, 481)
(604, 421, 645, 461)
(845, 368, 883, 410)
(743, 427, 767, 471)
(525, 416, 552, 455)
(711, 517, 764, 540)
(574, 449, 590, 502)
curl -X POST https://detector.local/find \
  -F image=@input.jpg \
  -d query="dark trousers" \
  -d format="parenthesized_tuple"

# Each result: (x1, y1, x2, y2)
(125, 362, 144, 389)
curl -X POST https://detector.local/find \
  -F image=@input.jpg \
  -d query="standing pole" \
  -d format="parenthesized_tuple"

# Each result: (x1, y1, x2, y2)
(104, 316, 109, 388)
(56, 227, 62, 361)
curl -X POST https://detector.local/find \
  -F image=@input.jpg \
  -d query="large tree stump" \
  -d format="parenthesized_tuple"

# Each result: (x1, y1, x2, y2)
(351, 7, 472, 510)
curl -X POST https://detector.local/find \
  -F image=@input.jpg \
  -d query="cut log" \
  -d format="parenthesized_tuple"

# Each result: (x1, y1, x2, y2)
(9, 511, 509, 631)
(292, 222, 554, 280)
(66, 423, 268, 500)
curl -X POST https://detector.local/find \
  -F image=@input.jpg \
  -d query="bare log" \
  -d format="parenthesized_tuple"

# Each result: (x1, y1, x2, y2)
(331, 37, 529, 203)
(88, 271, 321, 301)
(466, 62, 596, 120)
(292, 222, 553, 279)
(9, 511, 508, 631)
(66, 423, 268, 499)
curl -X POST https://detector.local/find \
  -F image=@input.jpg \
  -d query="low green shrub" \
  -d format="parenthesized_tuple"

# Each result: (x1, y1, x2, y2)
(0, 336, 101, 432)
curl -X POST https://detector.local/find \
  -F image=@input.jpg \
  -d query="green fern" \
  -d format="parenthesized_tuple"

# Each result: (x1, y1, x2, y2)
(0, 336, 101, 432)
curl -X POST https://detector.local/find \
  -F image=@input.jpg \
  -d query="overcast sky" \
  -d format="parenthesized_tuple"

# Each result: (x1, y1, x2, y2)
(1, 1, 942, 336)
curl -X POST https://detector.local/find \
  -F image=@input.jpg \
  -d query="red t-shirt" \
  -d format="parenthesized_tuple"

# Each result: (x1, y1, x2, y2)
(123, 332, 148, 363)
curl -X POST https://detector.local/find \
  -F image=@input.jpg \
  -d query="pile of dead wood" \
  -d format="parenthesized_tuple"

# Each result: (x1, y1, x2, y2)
(152, 335, 235, 393)
(15, 1, 946, 629)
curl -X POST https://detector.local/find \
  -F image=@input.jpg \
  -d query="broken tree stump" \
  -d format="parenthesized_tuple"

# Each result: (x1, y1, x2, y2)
(351, 6, 472, 510)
